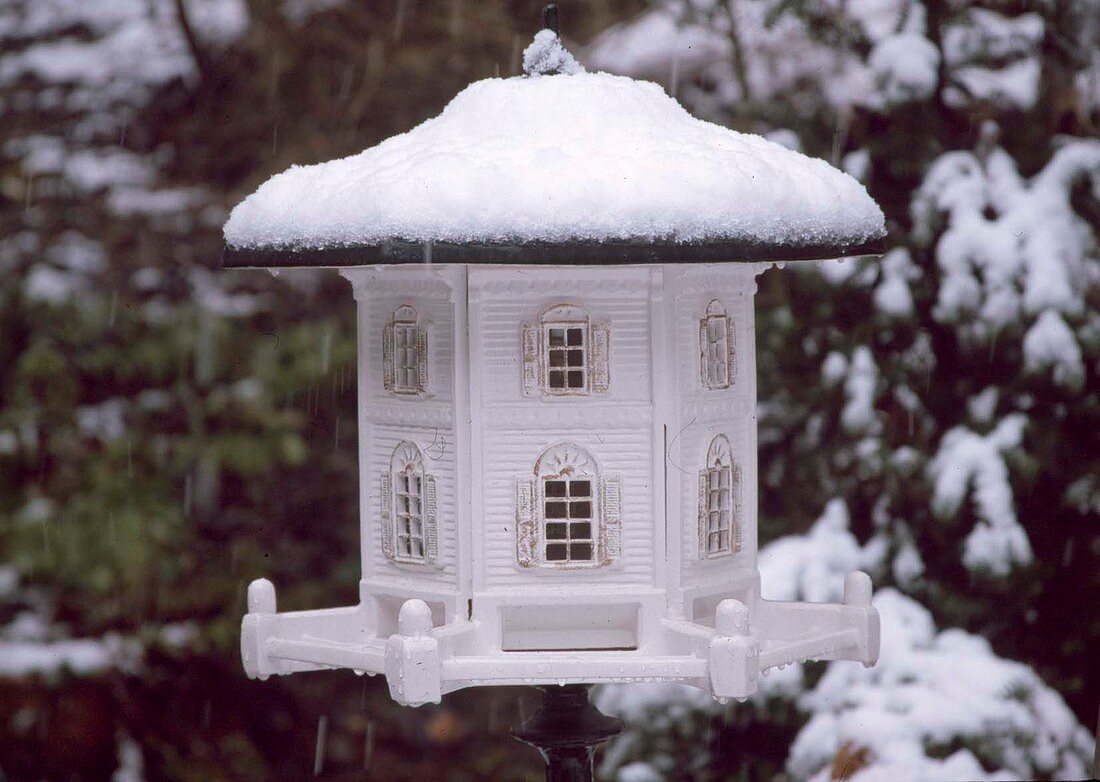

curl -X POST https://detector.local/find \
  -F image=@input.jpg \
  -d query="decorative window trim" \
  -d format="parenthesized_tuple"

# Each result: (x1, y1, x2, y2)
(380, 441, 438, 565)
(383, 305, 429, 395)
(699, 299, 736, 390)
(522, 304, 610, 397)
(698, 435, 742, 559)
(517, 442, 621, 569)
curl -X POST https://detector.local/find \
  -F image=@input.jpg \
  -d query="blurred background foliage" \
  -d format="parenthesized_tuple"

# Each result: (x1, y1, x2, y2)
(0, 0, 1096, 779)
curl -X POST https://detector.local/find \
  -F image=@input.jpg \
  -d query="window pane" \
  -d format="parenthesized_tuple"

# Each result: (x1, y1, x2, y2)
(546, 543, 568, 561)
(570, 542, 593, 560)
(549, 350, 566, 367)
(567, 328, 583, 346)
(567, 370, 584, 388)
(545, 501, 568, 519)
(549, 328, 565, 346)
(546, 522, 568, 540)
(545, 481, 567, 497)
(567, 349, 584, 367)
(570, 501, 591, 519)
(570, 522, 591, 540)
(549, 371, 566, 389)
(570, 480, 591, 497)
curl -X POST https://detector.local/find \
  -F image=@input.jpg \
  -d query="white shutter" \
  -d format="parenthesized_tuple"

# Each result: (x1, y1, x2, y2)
(732, 463, 743, 553)
(416, 326, 429, 393)
(382, 322, 395, 391)
(591, 321, 611, 393)
(698, 469, 708, 559)
(516, 479, 537, 567)
(599, 476, 622, 565)
(380, 472, 394, 560)
(521, 323, 540, 397)
(698, 319, 710, 388)
(726, 317, 737, 387)
(423, 474, 438, 563)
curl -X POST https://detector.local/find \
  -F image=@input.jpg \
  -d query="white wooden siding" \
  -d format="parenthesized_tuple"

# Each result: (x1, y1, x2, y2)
(363, 421, 459, 585)
(669, 266, 759, 588)
(470, 267, 658, 592)
(478, 426, 656, 588)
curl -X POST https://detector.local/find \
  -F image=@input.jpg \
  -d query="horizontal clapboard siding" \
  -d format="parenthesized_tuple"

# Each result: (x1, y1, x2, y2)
(363, 286, 455, 403)
(671, 268, 758, 584)
(474, 268, 653, 405)
(363, 421, 458, 585)
(479, 427, 656, 588)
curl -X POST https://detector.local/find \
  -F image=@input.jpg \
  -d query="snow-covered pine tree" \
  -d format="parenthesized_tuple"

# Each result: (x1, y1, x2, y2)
(587, 0, 1099, 778)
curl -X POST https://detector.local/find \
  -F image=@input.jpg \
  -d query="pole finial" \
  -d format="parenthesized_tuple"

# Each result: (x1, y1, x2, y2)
(542, 3, 560, 36)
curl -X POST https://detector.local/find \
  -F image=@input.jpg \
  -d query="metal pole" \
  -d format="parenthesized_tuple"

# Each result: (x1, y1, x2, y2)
(512, 685, 623, 782)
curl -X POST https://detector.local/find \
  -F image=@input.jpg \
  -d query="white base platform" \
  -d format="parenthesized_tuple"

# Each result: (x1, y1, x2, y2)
(241, 572, 879, 706)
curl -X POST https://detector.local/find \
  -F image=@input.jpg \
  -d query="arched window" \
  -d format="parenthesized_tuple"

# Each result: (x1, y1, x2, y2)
(516, 442, 621, 568)
(521, 304, 610, 397)
(380, 441, 437, 564)
(699, 299, 736, 390)
(383, 305, 428, 395)
(698, 435, 742, 558)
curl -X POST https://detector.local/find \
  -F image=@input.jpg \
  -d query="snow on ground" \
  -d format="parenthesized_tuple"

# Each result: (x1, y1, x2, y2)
(225, 63, 884, 250)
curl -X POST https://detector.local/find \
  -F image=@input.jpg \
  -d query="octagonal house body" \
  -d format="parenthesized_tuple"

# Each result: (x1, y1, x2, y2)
(229, 29, 885, 707)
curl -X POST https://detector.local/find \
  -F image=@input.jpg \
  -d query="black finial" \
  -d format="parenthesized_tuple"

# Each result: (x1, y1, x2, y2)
(542, 3, 560, 36)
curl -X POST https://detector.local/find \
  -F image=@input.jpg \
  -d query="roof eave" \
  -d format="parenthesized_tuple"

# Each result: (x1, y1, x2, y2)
(221, 236, 887, 269)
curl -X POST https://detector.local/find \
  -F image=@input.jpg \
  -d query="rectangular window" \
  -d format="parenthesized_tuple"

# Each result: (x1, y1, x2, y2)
(706, 317, 729, 388)
(545, 325, 587, 393)
(706, 466, 731, 555)
(543, 478, 595, 562)
(395, 472, 425, 560)
(394, 323, 419, 392)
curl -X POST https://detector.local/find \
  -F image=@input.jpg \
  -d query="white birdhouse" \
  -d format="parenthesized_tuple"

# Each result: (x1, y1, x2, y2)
(226, 22, 885, 708)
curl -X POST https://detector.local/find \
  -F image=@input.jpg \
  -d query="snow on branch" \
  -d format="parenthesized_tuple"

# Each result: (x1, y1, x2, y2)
(928, 415, 1032, 577)
(913, 136, 1100, 391)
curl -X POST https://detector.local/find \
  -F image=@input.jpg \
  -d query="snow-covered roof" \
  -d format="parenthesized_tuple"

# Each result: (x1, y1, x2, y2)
(223, 32, 885, 267)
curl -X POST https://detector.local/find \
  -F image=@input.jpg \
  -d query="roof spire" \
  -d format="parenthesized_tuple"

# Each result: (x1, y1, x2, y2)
(522, 4, 584, 77)
(542, 4, 560, 36)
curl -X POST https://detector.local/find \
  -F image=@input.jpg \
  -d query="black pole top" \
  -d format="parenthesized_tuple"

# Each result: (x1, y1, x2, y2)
(543, 3, 560, 35)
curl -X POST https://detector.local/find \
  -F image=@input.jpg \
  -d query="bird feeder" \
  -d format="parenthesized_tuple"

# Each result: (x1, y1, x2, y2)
(225, 11, 884, 715)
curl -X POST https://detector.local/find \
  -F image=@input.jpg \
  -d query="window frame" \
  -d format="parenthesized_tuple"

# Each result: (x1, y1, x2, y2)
(542, 319, 589, 395)
(384, 304, 428, 396)
(700, 299, 735, 391)
(394, 464, 425, 561)
(521, 304, 610, 398)
(381, 441, 437, 566)
(699, 435, 741, 560)
(516, 442, 622, 570)
(540, 474, 597, 564)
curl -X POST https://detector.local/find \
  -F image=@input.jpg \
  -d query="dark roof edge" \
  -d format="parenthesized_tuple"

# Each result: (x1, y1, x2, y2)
(222, 236, 887, 269)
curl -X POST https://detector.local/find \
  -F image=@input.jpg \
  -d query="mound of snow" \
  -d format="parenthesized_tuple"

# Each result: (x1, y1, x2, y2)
(225, 70, 884, 251)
